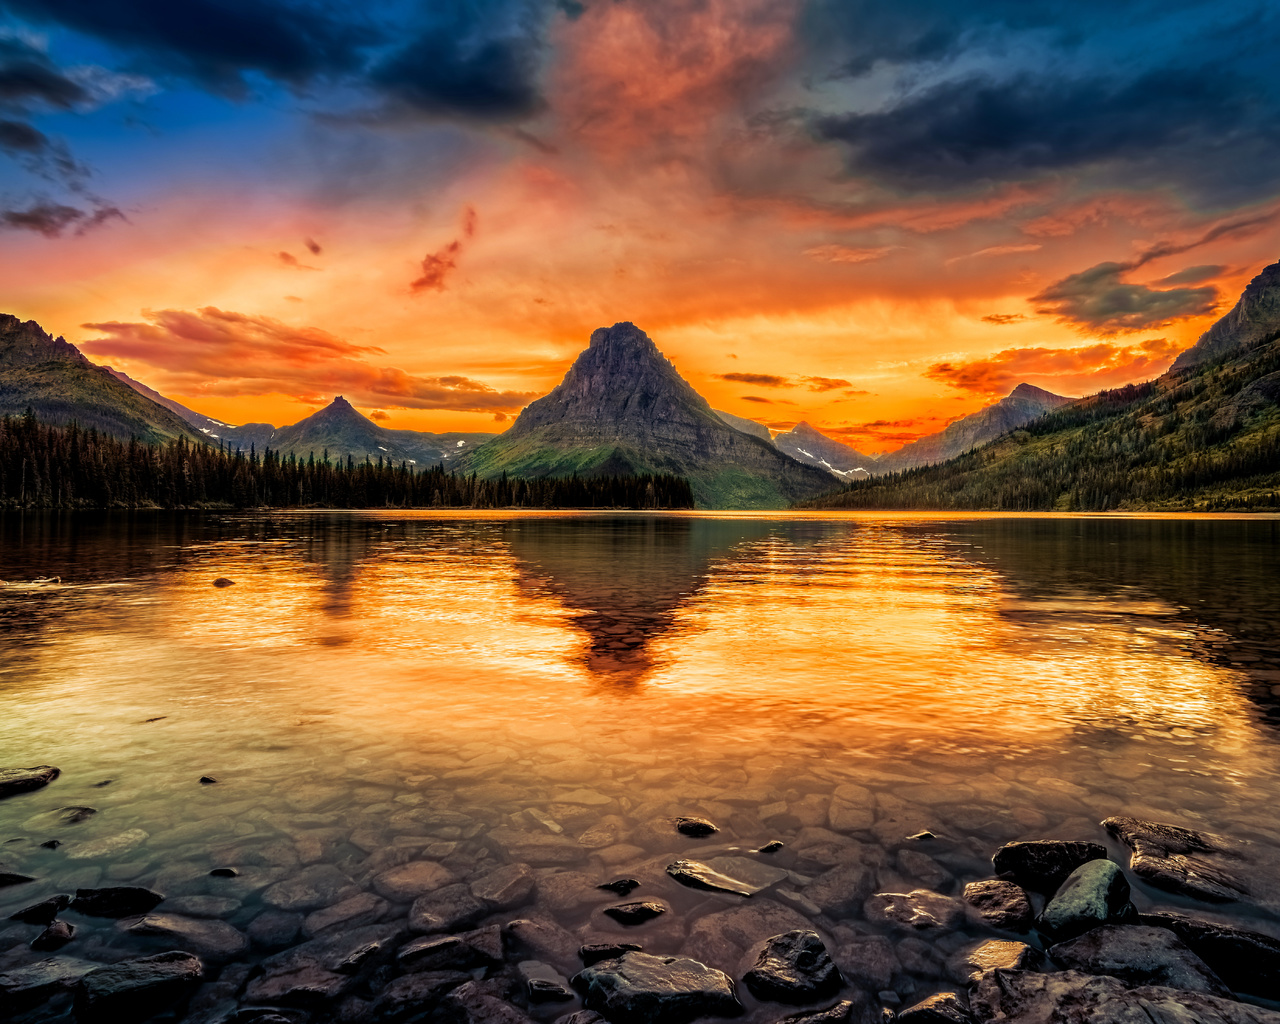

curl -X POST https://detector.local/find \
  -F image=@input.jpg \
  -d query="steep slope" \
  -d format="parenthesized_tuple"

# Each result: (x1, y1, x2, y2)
(0, 314, 205, 445)
(774, 422, 877, 479)
(220, 396, 496, 466)
(106, 367, 236, 439)
(1172, 260, 1280, 371)
(455, 322, 835, 509)
(713, 408, 773, 442)
(801, 320, 1280, 512)
(875, 383, 1074, 473)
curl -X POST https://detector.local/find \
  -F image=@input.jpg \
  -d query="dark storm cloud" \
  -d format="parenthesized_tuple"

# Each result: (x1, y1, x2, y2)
(1032, 263, 1217, 334)
(0, 116, 87, 186)
(2, 0, 552, 122)
(0, 199, 124, 236)
(0, 36, 89, 109)
(1156, 265, 1224, 286)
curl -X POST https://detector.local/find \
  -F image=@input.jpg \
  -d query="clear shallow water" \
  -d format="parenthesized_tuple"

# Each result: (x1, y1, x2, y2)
(1, 511, 1279, 1019)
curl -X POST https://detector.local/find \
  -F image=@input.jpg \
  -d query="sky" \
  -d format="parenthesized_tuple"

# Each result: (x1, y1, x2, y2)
(1, 0, 1278, 452)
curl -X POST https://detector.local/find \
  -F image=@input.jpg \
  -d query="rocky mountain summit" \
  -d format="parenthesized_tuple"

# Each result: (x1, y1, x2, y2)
(456, 322, 834, 508)
(0, 315, 90, 369)
(1173, 259, 1280, 371)
(774, 422, 877, 480)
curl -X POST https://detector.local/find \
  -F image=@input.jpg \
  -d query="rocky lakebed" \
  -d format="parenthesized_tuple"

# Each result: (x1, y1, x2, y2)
(5, 752, 1280, 1024)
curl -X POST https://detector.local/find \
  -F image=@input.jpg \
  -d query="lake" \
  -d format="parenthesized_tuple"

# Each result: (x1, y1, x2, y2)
(2, 511, 1279, 1022)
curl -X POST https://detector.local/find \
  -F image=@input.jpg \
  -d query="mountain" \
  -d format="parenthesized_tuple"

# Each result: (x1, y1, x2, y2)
(875, 383, 1074, 473)
(106, 367, 236, 438)
(713, 408, 772, 441)
(0, 314, 205, 445)
(1171, 260, 1280, 371)
(801, 262, 1280, 511)
(774, 422, 877, 480)
(219, 396, 496, 466)
(454, 322, 835, 509)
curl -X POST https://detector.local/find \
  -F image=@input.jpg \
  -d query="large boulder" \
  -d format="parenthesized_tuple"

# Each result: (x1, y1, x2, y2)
(1142, 911, 1280, 1000)
(992, 840, 1107, 894)
(969, 968, 1280, 1023)
(742, 930, 842, 1004)
(572, 952, 743, 1024)
(75, 950, 203, 1022)
(0, 765, 60, 798)
(1049, 925, 1232, 997)
(1036, 860, 1136, 941)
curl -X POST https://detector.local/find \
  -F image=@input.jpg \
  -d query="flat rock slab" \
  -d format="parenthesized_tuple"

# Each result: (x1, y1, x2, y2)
(471, 862, 535, 910)
(409, 882, 487, 934)
(1104, 816, 1280, 912)
(0, 957, 98, 1013)
(66, 828, 149, 860)
(1142, 911, 1280, 1000)
(23, 806, 95, 830)
(302, 892, 387, 938)
(865, 890, 965, 931)
(243, 924, 402, 1007)
(962, 880, 1033, 930)
(1037, 860, 1137, 941)
(373, 860, 456, 901)
(442, 979, 539, 1024)
(970, 968, 1280, 1023)
(520, 960, 574, 1002)
(486, 828, 587, 866)
(373, 970, 470, 1019)
(76, 950, 203, 1023)
(71, 886, 165, 917)
(743, 929, 842, 1004)
(0, 765, 60, 799)
(804, 863, 878, 917)
(667, 859, 756, 897)
(573, 951, 743, 1024)
(398, 925, 504, 971)
(118, 912, 250, 960)
(992, 840, 1108, 895)
(1049, 925, 1231, 997)
(261, 864, 359, 912)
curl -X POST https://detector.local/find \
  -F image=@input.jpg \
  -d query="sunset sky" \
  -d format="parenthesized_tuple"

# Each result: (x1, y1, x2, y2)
(2, 0, 1278, 451)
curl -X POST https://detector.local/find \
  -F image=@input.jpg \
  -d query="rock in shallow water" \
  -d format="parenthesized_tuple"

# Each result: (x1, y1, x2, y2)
(471, 862, 535, 910)
(71, 886, 165, 917)
(260, 864, 359, 912)
(9, 893, 72, 924)
(666, 859, 755, 897)
(572, 951, 743, 1024)
(0, 957, 98, 1013)
(865, 890, 965, 931)
(674, 817, 719, 838)
(1141, 911, 1280, 1000)
(962, 880, 1032, 930)
(31, 919, 75, 951)
(119, 912, 249, 960)
(0, 765, 60, 799)
(1036, 860, 1137, 941)
(604, 901, 667, 926)
(743, 929, 842, 1004)
(768, 999, 877, 1024)
(398, 925, 504, 971)
(519, 960, 574, 1002)
(947, 940, 1040, 983)
(896, 991, 972, 1024)
(598, 878, 641, 897)
(409, 882, 487, 933)
(991, 840, 1107, 895)
(581, 942, 643, 966)
(243, 924, 403, 1007)
(372, 969, 470, 1020)
(969, 968, 1280, 1024)
(1049, 924, 1232, 997)
(373, 860, 457, 901)
(76, 950, 204, 1023)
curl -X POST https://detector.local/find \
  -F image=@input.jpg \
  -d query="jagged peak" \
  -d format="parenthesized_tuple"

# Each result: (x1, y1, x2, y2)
(1008, 382, 1071, 403)
(0, 313, 90, 368)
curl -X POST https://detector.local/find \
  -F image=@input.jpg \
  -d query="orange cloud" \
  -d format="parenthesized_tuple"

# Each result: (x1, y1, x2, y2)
(804, 244, 899, 264)
(411, 205, 477, 293)
(277, 251, 319, 270)
(80, 307, 536, 414)
(925, 337, 1181, 397)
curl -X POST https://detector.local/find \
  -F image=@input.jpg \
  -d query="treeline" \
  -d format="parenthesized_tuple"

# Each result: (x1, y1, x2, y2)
(800, 337, 1280, 512)
(0, 413, 695, 510)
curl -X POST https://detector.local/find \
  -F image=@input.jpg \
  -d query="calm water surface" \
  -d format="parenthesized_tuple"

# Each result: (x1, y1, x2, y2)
(1, 511, 1279, 1017)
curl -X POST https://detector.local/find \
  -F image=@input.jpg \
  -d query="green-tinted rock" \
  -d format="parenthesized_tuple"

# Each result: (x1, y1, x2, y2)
(1037, 860, 1136, 941)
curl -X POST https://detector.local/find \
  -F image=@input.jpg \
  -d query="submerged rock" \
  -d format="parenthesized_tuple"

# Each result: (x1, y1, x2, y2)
(118, 912, 249, 960)
(31, 919, 76, 951)
(441, 979, 538, 1024)
(65, 828, 149, 860)
(896, 992, 972, 1023)
(398, 925, 504, 971)
(0, 765, 60, 799)
(22, 806, 95, 830)
(572, 951, 743, 1024)
(667, 859, 755, 897)
(1036, 860, 1137, 941)
(10, 893, 72, 924)
(302, 893, 387, 939)
(758, 841, 785, 854)
(674, 817, 719, 838)
(519, 960, 574, 1002)
(865, 890, 965, 931)
(581, 942, 643, 966)
(372, 969, 469, 1020)
(0, 868, 36, 887)
(1049, 925, 1232, 997)
(247, 910, 302, 950)
(969, 968, 1280, 1023)
(71, 886, 165, 917)
(743, 930, 842, 1004)
(75, 950, 204, 1023)
(604, 901, 667, 926)
(242, 924, 402, 1007)
(598, 878, 641, 897)
(962, 880, 1033, 930)
(261, 865, 359, 913)
(1142, 910, 1280, 1000)
(804, 862, 878, 917)
(991, 840, 1107, 894)
(373, 860, 457, 901)
(0, 957, 98, 1014)
(471, 862, 535, 910)
(408, 883, 486, 934)
(1103, 816, 1272, 908)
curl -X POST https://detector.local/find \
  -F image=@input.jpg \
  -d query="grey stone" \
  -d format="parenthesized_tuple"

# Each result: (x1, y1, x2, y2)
(508, 915, 581, 964)
(1049, 925, 1231, 997)
(76, 950, 204, 1023)
(743, 929, 842, 1004)
(969, 968, 1280, 1023)
(165, 896, 241, 919)
(22, 806, 95, 830)
(897, 991, 972, 1023)
(372, 970, 470, 1020)
(804, 862, 878, 916)
(243, 924, 403, 1006)
(1141, 911, 1280, 1000)
(66, 828, 149, 860)
(572, 951, 743, 1024)
(485, 828, 586, 867)
(0, 765, 60, 799)
(1037, 860, 1137, 941)
(471, 863, 534, 910)
(898, 850, 953, 891)
(71, 886, 165, 917)
(684, 900, 814, 969)
(832, 936, 900, 991)
(409, 883, 487, 933)
(992, 840, 1108, 895)
(302, 892, 388, 938)
(865, 890, 965, 931)
(947, 940, 1040, 983)
(0, 956, 97, 1013)
(398, 926, 503, 971)
(32, 919, 76, 951)
(247, 910, 302, 950)
(373, 860, 457, 901)
(519, 960, 574, 1002)
(261, 865, 359, 912)
(10, 893, 72, 924)
(440, 979, 538, 1023)
(119, 912, 249, 960)
(962, 880, 1033, 929)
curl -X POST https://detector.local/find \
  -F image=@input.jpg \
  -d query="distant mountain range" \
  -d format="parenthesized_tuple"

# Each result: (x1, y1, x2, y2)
(774, 422, 877, 479)
(1, 315, 203, 446)
(454, 322, 835, 508)
(803, 258, 1280, 511)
